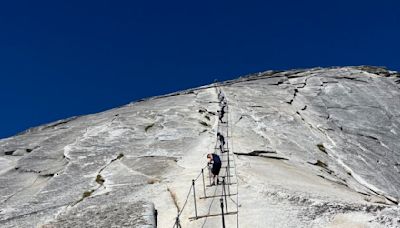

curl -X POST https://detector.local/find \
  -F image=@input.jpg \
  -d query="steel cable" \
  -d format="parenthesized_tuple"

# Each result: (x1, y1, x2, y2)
(173, 86, 237, 228)
(227, 92, 240, 228)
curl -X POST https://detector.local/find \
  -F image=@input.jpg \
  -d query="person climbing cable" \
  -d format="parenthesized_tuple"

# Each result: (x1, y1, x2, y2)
(217, 132, 225, 146)
(207, 153, 222, 185)
(218, 105, 227, 123)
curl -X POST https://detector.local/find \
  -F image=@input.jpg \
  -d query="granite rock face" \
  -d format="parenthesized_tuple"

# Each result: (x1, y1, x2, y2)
(224, 67, 400, 201)
(0, 66, 399, 227)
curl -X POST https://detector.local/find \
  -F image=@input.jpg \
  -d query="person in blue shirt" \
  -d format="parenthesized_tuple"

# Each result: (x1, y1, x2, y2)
(207, 153, 222, 185)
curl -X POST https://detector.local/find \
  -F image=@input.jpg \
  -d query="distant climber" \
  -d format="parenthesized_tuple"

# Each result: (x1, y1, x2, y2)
(207, 153, 222, 185)
(218, 107, 226, 123)
(217, 132, 225, 146)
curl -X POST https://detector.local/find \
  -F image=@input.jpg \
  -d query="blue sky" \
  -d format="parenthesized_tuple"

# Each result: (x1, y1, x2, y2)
(0, 0, 399, 138)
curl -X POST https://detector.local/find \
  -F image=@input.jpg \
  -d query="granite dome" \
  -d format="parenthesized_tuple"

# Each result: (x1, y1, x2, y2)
(1, 66, 399, 227)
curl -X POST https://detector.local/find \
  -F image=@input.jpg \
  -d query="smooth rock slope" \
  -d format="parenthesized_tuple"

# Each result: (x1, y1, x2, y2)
(0, 66, 399, 227)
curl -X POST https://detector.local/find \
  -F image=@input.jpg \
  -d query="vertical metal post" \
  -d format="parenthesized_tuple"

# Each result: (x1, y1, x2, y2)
(202, 169, 206, 197)
(154, 209, 158, 227)
(208, 165, 212, 185)
(225, 166, 230, 194)
(220, 198, 226, 228)
(222, 177, 228, 212)
(227, 148, 231, 190)
(227, 173, 231, 195)
(192, 179, 198, 219)
(227, 150, 231, 175)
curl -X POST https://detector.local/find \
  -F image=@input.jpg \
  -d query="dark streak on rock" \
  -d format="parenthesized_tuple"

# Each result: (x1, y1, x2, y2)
(144, 123, 155, 132)
(317, 144, 327, 154)
(234, 151, 288, 160)
(286, 88, 298, 105)
(4, 150, 15, 155)
(42, 117, 78, 130)
(308, 160, 328, 169)
(234, 150, 276, 156)
(259, 156, 289, 160)
(356, 133, 379, 141)
(0, 203, 70, 223)
(333, 76, 369, 83)
(199, 121, 210, 127)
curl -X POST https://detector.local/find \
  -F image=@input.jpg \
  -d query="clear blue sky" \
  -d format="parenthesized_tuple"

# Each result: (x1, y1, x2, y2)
(0, 0, 399, 138)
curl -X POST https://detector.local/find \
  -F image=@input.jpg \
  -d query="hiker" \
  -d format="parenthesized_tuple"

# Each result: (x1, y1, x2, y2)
(217, 132, 225, 146)
(217, 132, 225, 153)
(207, 153, 222, 185)
(218, 108, 225, 123)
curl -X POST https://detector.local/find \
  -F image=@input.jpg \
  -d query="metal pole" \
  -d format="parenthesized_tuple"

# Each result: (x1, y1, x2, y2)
(227, 156, 231, 195)
(208, 165, 212, 185)
(223, 177, 228, 212)
(192, 179, 198, 219)
(227, 105, 229, 134)
(202, 169, 206, 197)
(227, 149, 231, 173)
(220, 198, 226, 228)
(175, 216, 180, 228)
(226, 104, 231, 194)
(227, 149, 231, 182)
(227, 171, 231, 195)
(154, 209, 158, 227)
(228, 167, 232, 194)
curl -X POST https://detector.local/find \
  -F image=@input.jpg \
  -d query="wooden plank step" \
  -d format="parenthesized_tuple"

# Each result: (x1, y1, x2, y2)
(189, 211, 238, 220)
(199, 193, 237, 199)
(206, 182, 237, 187)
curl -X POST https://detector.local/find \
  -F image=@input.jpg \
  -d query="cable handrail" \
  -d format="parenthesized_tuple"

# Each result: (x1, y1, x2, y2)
(172, 164, 211, 228)
(172, 85, 239, 228)
(229, 96, 240, 228)
(198, 86, 239, 227)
